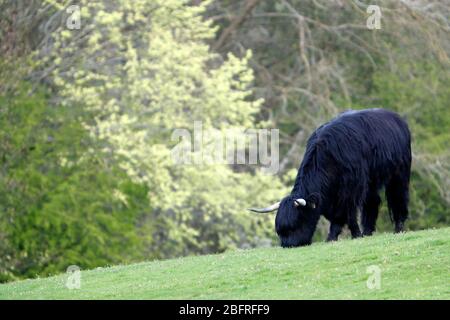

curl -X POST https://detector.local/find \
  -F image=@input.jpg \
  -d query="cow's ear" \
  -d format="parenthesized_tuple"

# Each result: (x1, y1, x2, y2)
(306, 193, 320, 209)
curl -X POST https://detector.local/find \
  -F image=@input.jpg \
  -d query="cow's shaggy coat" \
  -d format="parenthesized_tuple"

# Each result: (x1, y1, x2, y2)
(275, 108, 411, 247)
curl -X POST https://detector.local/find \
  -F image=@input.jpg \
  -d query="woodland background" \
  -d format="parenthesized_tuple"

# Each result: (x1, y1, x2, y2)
(0, 0, 449, 282)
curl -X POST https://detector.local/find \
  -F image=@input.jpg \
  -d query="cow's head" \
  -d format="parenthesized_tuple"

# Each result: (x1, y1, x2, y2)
(248, 194, 320, 247)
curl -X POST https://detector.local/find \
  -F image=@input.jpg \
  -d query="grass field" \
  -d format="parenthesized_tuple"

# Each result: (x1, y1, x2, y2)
(1, 228, 449, 299)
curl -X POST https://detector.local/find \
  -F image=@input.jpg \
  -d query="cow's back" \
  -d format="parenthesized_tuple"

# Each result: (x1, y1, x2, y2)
(314, 108, 411, 186)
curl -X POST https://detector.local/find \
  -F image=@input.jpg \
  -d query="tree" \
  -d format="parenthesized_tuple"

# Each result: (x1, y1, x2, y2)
(206, 0, 450, 236)
(0, 83, 152, 281)
(39, 0, 286, 259)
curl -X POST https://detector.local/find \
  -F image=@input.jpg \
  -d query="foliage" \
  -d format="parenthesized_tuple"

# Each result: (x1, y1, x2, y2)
(40, 0, 286, 260)
(0, 83, 152, 282)
(1, 0, 287, 281)
(206, 0, 450, 238)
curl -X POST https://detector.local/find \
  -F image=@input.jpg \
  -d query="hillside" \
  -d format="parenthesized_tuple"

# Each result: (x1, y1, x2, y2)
(1, 228, 449, 299)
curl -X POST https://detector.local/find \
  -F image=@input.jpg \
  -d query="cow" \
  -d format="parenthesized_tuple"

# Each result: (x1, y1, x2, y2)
(249, 108, 411, 247)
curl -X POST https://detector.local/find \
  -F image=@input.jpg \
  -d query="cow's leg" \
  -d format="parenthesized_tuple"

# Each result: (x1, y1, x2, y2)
(347, 206, 362, 239)
(361, 189, 381, 236)
(327, 201, 361, 241)
(326, 222, 343, 242)
(386, 173, 410, 233)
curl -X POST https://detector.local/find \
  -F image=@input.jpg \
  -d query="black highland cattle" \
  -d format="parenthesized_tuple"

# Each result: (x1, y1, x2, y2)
(250, 108, 412, 247)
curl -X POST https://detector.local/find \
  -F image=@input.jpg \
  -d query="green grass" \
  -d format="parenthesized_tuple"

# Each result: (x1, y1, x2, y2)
(1, 228, 449, 299)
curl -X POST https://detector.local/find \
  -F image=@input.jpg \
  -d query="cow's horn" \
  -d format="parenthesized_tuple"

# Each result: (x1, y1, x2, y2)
(248, 201, 280, 213)
(294, 198, 306, 207)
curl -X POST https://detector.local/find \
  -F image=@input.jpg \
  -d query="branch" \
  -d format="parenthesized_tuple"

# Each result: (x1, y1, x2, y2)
(212, 0, 261, 51)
